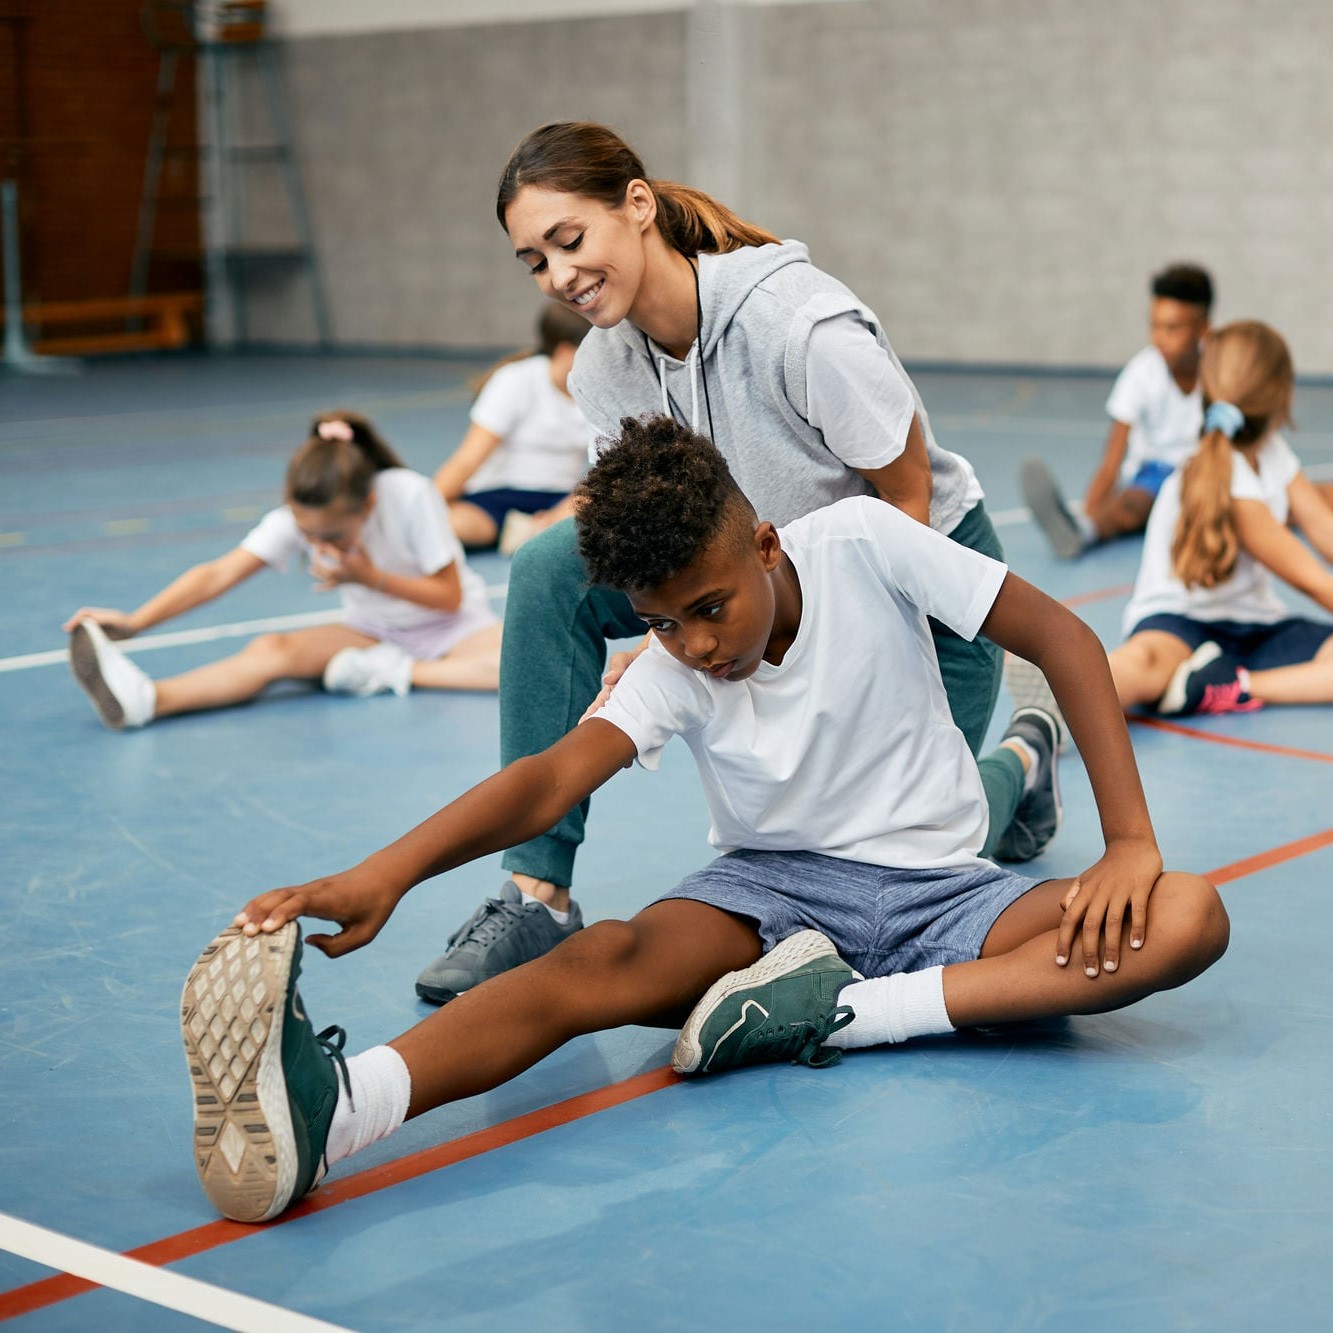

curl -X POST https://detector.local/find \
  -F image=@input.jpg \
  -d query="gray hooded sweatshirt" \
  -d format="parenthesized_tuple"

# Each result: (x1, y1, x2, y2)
(567, 239, 981, 534)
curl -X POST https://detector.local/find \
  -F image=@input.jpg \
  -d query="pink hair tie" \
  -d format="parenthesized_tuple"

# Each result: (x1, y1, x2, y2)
(317, 419, 355, 442)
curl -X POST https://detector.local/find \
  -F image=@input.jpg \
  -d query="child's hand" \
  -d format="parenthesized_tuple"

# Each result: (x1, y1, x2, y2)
(1055, 837, 1163, 978)
(579, 635, 653, 723)
(235, 865, 405, 958)
(62, 607, 137, 639)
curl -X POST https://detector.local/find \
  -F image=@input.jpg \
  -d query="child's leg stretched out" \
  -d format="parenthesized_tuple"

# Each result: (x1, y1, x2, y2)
(71, 621, 377, 728)
(181, 899, 761, 1221)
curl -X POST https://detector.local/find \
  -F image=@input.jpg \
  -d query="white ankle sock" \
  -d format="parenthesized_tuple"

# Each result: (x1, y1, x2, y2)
(1074, 510, 1097, 543)
(1004, 736, 1040, 794)
(825, 966, 953, 1049)
(519, 890, 569, 926)
(324, 1044, 411, 1167)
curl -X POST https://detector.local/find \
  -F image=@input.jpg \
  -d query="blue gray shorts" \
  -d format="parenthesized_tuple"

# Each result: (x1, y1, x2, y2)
(1128, 459, 1175, 497)
(655, 849, 1040, 978)
(1128, 613, 1333, 671)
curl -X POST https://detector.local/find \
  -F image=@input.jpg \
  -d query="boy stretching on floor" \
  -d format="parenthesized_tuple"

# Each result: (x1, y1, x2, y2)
(183, 416, 1228, 1223)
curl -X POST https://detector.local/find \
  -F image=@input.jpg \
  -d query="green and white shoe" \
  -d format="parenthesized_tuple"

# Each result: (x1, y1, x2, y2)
(181, 924, 347, 1222)
(673, 930, 856, 1076)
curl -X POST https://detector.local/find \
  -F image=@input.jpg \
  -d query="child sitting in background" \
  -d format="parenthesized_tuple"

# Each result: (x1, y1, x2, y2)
(1108, 320, 1333, 715)
(65, 412, 500, 729)
(1022, 263, 1213, 558)
(180, 414, 1225, 1226)
(434, 305, 592, 555)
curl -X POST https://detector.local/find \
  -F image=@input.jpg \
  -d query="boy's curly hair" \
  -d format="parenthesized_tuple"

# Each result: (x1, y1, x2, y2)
(575, 415, 754, 591)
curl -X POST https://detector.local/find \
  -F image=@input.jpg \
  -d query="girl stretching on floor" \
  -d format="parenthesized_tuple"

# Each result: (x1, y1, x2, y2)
(434, 304, 592, 554)
(1111, 320, 1333, 715)
(65, 412, 500, 730)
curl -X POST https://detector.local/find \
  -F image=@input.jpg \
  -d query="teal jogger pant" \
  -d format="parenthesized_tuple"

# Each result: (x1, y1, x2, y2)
(498, 502, 1022, 887)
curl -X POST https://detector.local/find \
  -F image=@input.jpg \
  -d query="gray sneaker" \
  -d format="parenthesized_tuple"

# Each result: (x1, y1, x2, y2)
(992, 707, 1062, 862)
(415, 881, 584, 1004)
(1020, 458, 1087, 560)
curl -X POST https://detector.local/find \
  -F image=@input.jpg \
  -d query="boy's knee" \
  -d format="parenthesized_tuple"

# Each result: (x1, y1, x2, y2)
(556, 918, 642, 973)
(1158, 872, 1229, 973)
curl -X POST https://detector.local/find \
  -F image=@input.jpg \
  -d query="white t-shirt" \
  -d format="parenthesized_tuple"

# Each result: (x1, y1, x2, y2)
(241, 467, 490, 634)
(594, 497, 1007, 871)
(804, 313, 983, 511)
(467, 355, 592, 494)
(1106, 345, 1204, 482)
(1122, 433, 1301, 635)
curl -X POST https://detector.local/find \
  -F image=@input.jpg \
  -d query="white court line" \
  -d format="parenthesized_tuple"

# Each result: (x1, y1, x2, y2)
(0, 585, 510, 675)
(0, 1212, 356, 1333)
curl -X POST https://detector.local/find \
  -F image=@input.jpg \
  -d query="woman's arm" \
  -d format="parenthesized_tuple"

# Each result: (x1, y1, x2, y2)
(1083, 420, 1132, 512)
(1235, 495, 1333, 614)
(63, 547, 265, 638)
(434, 423, 504, 502)
(853, 414, 933, 525)
(1286, 473, 1333, 565)
(236, 719, 638, 956)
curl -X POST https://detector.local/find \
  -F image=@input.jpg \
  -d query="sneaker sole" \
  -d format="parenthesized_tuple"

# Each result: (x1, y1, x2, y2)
(1003, 654, 1070, 752)
(672, 929, 839, 1076)
(69, 624, 125, 729)
(181, 925, 300, 1223)
(1158, 641, 1222, 715)
(1020, 459, 1085, 560)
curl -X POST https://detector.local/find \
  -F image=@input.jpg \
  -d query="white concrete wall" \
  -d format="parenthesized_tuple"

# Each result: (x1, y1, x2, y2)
(239, 0, 1333, 374)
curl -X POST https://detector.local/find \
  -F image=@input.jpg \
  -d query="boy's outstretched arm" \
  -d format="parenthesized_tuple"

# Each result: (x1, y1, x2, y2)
(237, 719, 638, 956)
(982, 573, 1163, 976)
(1082, 420, 1131, 514)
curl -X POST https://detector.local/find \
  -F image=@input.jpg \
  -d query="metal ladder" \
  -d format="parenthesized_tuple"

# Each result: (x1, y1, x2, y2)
(132, 3, 331, 347)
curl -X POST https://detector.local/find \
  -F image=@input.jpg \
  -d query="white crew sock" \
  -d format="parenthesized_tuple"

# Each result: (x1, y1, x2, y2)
(324, 1044, 411, 1167)
(519, 889, 570, 926)
(824, 966, 953, 1049)
(1073, 510, 1097, 544)
(1003, 736, 1040, 794)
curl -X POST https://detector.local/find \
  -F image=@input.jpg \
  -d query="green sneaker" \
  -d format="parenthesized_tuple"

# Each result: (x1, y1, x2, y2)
(181, 923, 348, 1222)
(673, 930, 856, 1076)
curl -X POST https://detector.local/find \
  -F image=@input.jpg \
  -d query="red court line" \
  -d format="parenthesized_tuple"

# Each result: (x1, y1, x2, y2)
(1129, 715, 1333, 764)
(1061, 583, 1133, 609)
(0, 1066, 679, 1321)
(6, 822, 1333, 1321)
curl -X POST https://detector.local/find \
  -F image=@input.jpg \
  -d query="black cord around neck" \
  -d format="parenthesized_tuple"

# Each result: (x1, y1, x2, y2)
(640, 255, 716, 445)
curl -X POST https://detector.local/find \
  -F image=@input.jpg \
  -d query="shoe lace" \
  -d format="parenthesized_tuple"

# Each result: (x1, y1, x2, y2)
(445, 896, 528, 952)
(741, 1004, 856, 1069)
(1198, 681, 1261, 715)
(316, 1024, 353, 1106)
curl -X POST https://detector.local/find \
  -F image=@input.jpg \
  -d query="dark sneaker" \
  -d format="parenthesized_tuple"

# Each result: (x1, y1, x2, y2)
(181, 923, 348, 1222)
(672, 930, 856, 1076)
(415, 880, 585, 1005)
(1003, 653, 1070, 752)
(992, 706, 1062, 862)
(1020, 458, 1088, 559)
(1158, 642, 1261, 716)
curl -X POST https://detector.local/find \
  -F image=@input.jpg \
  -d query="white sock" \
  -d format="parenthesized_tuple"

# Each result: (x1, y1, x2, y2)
(1004, 736, 1040, 794)
(1074, 510, 1097, 543)
(519, 890, 569, 926)
(825, 966, 953, 1049)
(324, 1044, 411, 1167)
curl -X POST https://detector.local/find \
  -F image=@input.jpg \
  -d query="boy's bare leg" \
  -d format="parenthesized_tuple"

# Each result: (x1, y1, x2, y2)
(1086, 486, 1155, 541)
(391, 899, 761, 1117)
(155, 625, 376, 716)
(943, 873, 1228, 1027)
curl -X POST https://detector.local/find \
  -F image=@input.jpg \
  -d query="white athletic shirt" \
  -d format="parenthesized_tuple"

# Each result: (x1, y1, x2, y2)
(241, 467, 490, 634)
(467, 355, 592, 494)
(1121, 433, 1301, 635)
(594, 497, 1007, 870)
(1106, 345, 1204, 482)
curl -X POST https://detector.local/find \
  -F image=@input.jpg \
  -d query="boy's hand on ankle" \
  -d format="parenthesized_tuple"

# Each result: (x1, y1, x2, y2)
(1055, 838, 1163, 979)
(235, 865, 406, 958)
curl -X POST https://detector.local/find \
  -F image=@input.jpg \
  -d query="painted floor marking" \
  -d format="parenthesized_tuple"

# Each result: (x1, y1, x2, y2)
(0, 1213, 356, 1332)
(0, 589, 510, 674)
(1129, 715, 1333, 764)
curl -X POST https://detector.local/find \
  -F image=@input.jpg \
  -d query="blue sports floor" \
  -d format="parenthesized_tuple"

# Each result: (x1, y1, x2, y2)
(2, 353, 1332, 1330)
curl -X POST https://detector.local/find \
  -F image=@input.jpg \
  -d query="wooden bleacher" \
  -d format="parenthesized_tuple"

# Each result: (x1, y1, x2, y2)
(0, 292, 203, 355)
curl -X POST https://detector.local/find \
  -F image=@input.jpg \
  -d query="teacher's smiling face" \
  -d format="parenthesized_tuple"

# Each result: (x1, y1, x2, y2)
(505, 181, 657, 330)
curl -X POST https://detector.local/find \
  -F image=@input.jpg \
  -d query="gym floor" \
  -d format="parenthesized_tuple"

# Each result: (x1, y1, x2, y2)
(2, 353, 1331, 1330)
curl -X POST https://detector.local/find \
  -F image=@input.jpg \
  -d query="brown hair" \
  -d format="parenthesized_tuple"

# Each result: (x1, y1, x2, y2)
(496, 121, 779, 256)
(1171, 321, 1294, 589)
(287, 411, 406, 510)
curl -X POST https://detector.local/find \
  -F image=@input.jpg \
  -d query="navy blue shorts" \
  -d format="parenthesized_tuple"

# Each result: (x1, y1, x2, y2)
(462, 487, 568, 529)
(655, 849, 1041, 978)
(1128, 613, 1333, 671)
(1128, 459, 1175, 497)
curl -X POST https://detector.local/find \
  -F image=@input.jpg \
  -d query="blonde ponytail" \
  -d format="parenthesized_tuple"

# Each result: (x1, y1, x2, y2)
(1171, 432, 1240, 588)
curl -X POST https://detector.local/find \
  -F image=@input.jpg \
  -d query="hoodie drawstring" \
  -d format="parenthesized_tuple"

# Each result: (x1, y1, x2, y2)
(653, 346, 701, 431)
(644, 258, 716, 442)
